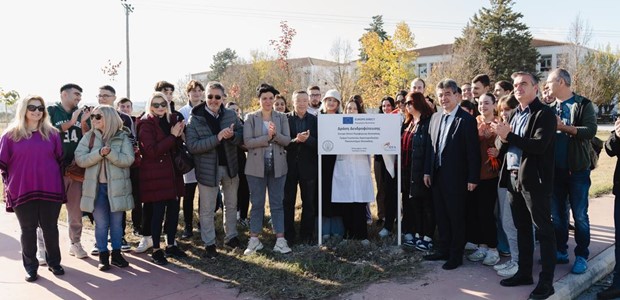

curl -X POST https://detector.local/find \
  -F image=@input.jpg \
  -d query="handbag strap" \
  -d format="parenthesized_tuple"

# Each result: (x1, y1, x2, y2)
(88, 132, 96, 150)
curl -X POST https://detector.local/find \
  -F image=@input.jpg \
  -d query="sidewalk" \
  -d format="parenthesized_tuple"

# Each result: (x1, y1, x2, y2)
(0, 210, 250, 300)
(0, 195, 615, 300)
(343, 194, 616, 300)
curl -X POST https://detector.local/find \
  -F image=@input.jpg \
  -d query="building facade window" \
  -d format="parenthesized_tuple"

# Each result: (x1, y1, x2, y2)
(417, 63, 428, 78)
(540, 55, 552, 72)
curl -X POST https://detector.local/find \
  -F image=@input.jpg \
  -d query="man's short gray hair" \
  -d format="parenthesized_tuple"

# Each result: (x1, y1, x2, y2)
(292, 90, 308, 100)
(511, 71, 539, 85)
(206, 81, 226, 94)
(551, 68, 571, 87)
(436, 79, 459, 94)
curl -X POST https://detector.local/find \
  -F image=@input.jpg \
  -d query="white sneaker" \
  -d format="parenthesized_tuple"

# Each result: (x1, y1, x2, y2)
(135, 236, 153, 253)
(483, 249, 500, 266)
(378, 228, 390, 238)
(91, 243, 99, 256)
(244, 238, 264, 256)
(497, 260, 519, 277)
(404, 233, 414, 242)
(467, 247, 487, 262)
(493, 259, 514, 271)
(36, 249, 46, 265)
(273, 238, 292, 254)
(464, 242, 478, 251)
(69, 242, 88, 259)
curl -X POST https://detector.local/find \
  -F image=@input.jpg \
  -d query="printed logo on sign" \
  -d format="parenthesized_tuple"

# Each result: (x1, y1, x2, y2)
(383, 142, 397, 152)
(342, 117, 353, 124)
(322, 140, 334, 152)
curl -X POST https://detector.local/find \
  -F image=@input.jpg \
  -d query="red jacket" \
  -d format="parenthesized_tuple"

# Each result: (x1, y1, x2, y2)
(136, 113, 184, 203)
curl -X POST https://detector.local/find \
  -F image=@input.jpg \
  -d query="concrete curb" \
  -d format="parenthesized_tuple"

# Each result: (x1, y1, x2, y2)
(550, 245, 615, 300)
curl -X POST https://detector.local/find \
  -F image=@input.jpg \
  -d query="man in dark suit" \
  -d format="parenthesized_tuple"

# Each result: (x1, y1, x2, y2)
(423, 79, 481, 270)
(492, 71, 557, 300)
(283, 90, 318, 245)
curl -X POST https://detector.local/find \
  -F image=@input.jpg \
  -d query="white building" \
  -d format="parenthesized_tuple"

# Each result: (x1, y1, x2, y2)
(411, 38, 589, 79)
(190, 57, 352, 91)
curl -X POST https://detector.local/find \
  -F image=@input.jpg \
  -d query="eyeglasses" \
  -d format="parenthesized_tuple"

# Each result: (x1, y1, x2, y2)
(207, 94, 222, 100)
(27, 105, 45, 112)
(97, 94, 114, 99)
(90, 114, 103, 120)
(151, 102, 168, 108)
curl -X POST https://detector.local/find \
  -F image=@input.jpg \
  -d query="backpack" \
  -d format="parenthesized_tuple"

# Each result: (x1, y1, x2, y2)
(574, 98, 602, 169)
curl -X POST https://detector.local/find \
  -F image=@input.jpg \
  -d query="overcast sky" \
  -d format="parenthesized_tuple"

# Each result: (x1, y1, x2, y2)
(2, 0, 619, 105)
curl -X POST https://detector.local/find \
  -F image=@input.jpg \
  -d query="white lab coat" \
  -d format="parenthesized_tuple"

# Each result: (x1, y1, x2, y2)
(331, 154, 374, 203)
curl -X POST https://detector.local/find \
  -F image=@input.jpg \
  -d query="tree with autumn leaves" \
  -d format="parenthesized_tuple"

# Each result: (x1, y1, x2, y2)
(357, 20, 417, 108)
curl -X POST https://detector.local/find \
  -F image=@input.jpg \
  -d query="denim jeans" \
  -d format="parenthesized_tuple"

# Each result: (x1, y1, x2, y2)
(93, 184, 124, 253)
(321, 216, 344, 237)
(551, 168, 591, 258)
(247, 174, 286, 235)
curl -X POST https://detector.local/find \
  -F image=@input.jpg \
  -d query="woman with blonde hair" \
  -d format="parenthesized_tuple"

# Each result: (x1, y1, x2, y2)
(0, 95, 64, 282)
(136, 92, 186, 265)
(75, 105, 134, 271)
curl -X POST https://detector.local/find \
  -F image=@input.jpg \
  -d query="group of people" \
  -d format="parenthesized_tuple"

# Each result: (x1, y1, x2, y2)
(2, 68, 617, 300)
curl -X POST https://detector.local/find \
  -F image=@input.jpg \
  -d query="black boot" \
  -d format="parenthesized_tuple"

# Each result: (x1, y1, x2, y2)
(111, 249, 129, 268)
(98, 251, 110, 271)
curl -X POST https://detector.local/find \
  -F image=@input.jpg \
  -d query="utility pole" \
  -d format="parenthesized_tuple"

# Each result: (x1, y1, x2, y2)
(121, 0, 134, 98)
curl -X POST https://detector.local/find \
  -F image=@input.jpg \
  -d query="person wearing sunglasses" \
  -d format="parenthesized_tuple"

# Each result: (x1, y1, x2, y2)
(47, 83, 90, 260)
(136, 92, 187, 265)
(155, 81, 184, 122)
(88, 85, 134, 255)
(0, 95, 65, 282)
(185, 81, 244, 259)
(74, 105, 134, 271)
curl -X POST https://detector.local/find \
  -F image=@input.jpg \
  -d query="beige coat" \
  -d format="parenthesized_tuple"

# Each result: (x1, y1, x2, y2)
(75, 129, 134, 213)
(243, 110, 291, 178)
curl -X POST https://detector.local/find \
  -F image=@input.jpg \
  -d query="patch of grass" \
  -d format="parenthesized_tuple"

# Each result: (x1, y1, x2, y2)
(164, 220, 424, 300)
(591, 131, 616, 197)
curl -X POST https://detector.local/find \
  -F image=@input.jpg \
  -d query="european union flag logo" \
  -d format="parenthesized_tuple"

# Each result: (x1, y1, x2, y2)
(343, 117, 353, 124)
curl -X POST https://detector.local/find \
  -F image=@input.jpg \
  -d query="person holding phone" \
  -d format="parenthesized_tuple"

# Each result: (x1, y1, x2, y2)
(47, 84, 91, 260)
(283, 90, 318, 245)
(186, 81, 243, 259)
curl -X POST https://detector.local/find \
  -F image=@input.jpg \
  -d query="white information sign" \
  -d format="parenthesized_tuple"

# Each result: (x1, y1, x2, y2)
(317, 113, 403, 246)
(318, 114, 401, 155)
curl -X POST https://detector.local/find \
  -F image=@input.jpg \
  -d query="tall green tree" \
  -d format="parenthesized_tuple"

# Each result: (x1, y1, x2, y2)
(457, 0, 538, 80)
(359, 15, 389, 60)
(209, 48, 238, 81)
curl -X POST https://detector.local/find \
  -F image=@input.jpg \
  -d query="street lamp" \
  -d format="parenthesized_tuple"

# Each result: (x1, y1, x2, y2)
(121, 0, 134, 98)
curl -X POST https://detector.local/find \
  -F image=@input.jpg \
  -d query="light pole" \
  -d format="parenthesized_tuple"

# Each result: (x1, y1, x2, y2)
(121, 0, 134, 98)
